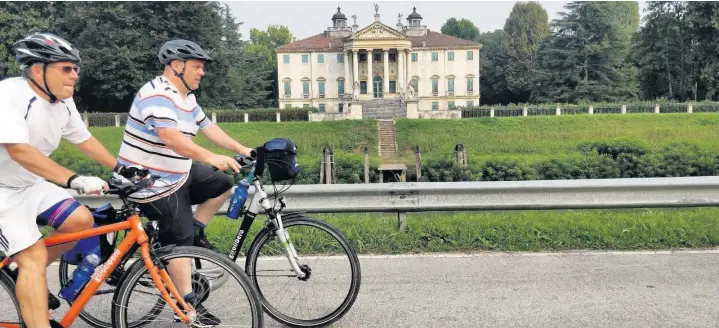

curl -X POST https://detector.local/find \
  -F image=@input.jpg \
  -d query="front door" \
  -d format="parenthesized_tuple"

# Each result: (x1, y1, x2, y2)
(373, 76, 383, 98)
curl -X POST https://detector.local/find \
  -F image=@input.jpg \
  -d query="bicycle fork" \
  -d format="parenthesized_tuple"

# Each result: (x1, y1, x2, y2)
(271, 212, 307, 279)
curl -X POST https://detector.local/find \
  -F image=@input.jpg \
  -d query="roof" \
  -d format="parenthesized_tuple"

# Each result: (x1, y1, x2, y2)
(407, 7, 422, 20)
(277, 29, 481, 53)
(277, 33, 346, 53)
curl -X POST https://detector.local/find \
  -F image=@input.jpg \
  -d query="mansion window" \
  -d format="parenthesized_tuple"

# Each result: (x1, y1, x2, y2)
(431, 78, 439, 96)
(302, 54, 308, 63)
(389, 81, 396, 94)
(467, 51, 474, 60)
(373, 53, 381, 62)
(319, 104, 326, 112)
(432, 102, 439, 111)
(448, 52, 454, 61)
(359, 53, 367, 63)
(318, 54, 324, 64)
(283, 55, 289, 64)
(411, 53, 418, 62)
(337, 54, 343, 63)
(431, 52, 438, 61)
(360, 81, 368, 94)
(338, 78, 345, 95)
(283, 80, 291, 96)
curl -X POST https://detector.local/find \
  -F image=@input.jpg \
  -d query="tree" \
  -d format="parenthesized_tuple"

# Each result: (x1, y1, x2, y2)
(246, 25, 293, 107)
(530, 1, 640, 103)
(500, 1, 550, 103)
(633, 1, 696, 101)
(0, 2, 61, 78)
(685, 1, 719, 101)
(440, 18, 480, 41)
(476, 30, 511, 105)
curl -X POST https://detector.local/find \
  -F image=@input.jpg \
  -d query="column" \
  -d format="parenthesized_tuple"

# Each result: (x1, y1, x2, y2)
(383, 49, 389, 95)
(367, 49, 373, 96)
(343, 50, 350, 95)
(398, 49, 404, 92)
(352, 49, 359, 96)
(405, 49, 412, 94)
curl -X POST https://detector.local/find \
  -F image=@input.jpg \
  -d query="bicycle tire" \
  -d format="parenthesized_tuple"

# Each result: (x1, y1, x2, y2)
(245, 216, 361, 327)
(111, 246, 264, 328)
(0, 269, 22, 328)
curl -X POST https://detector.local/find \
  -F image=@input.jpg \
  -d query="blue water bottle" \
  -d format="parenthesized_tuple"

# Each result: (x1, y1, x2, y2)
(226, 178, 249, 220)
(59, 247, 101, 301)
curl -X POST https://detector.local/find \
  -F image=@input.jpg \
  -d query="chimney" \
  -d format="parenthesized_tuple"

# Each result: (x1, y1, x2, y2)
(329, 41, 332, 49)
(374, 14, 380, 22)
(422, 40, 426, 47)
(352, 24, 358, 33)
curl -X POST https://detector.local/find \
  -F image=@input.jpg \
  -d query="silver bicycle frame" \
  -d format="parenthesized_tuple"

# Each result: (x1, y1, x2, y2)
(246, 179, 307, 279)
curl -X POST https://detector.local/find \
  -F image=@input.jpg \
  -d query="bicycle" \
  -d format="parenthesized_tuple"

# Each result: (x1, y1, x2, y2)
(59, 139, 361, 328)
(1, 175, 264, 328)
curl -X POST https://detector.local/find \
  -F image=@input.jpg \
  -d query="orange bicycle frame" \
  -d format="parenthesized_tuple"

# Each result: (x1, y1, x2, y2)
(0, 213, 194, 328)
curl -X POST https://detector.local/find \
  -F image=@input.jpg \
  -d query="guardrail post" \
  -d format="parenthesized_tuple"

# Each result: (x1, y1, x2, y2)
(114, 114, 120, 127)
(523, 106, 528, 117)
(244, 112, 249, 123)
(455, 144, 467, 168)
(320, 146, 333, 184)
(83, 112, 89, 127)
(621, 105, 627, 114)
(276, 111, 281, 123)
(415, 146, 422, 181)
(211, 112, 217, 123)
(654, 104, 660, 113)
(364, 147, 369, 183)
(588, 106, 594, 115)
(398, 212, 407, 231)
(687, 103, 693, 113)
(490, 107, 495, 118)
(556, 105, 561, 116)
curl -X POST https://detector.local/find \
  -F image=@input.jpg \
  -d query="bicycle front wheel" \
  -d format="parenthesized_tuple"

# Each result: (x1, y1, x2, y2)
(112, 246, 263, 328)
(246, 216, 361, 327)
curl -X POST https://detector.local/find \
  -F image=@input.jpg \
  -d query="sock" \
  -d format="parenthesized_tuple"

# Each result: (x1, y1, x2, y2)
(193, 219, 206, 234)
(184, 291, 196, 301)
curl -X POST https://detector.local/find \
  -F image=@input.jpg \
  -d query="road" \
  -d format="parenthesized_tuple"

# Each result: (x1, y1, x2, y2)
(42, 249, 719, 327)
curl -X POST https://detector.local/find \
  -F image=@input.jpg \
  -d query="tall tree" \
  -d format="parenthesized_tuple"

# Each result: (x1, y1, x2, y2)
(685, 1, 719, 101)
(633, 1, 695, 101)
(246, 25, 292, 107)
(500, 1, 551, 103)
(530, 1, 640, 103)
(476, 30, 511, 105)
(440, 18, 480, 41)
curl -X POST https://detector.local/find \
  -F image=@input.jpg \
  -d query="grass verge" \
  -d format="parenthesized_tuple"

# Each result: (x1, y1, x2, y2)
(204, 207, 719, 255)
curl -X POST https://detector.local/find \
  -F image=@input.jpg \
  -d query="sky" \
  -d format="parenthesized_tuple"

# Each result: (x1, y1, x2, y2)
(224, 0, 649, 41)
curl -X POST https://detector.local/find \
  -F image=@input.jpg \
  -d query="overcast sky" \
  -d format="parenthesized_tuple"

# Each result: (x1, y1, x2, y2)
(224, 1, 649, 40)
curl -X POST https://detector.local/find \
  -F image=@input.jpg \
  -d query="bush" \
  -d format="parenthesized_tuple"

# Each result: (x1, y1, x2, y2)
(479, 159, 536, 181)
(419, 157, 481, 182)
(534, 154, 620, 180)
(578, 140, 647, 160)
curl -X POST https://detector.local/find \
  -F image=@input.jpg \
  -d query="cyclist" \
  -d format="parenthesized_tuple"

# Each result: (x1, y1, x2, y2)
(0, 32, 132, 328)
(114, 39, 254, 325)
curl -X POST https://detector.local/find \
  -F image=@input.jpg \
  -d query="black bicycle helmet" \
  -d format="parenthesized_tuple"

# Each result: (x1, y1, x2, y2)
(158, 39, 212, 93)
(12, 32, 81, 102)
(158, 39, 212, 65)
(13, 32, 81, 69)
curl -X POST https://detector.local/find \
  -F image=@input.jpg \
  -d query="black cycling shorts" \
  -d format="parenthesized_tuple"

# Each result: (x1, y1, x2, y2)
(137, 163, 233, 245)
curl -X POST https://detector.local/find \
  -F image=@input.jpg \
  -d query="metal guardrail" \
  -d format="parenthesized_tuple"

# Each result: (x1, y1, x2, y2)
(74, 177, 719, 225)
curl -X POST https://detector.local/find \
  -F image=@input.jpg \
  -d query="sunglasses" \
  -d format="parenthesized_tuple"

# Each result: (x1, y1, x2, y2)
(55, 65, 80, 74)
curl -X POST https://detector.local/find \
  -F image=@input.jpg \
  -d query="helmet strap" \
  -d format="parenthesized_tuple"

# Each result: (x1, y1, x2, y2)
(27, 63, 58, 103)
(172, 61, 195, 94)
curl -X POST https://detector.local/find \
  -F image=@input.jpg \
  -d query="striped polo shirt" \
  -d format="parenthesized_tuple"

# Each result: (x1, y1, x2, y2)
(117, 76, 211, 202)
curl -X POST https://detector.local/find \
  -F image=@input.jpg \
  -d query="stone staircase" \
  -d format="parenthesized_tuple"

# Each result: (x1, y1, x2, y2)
(377, 119, 397, 159)
(362, 99, 407, 119)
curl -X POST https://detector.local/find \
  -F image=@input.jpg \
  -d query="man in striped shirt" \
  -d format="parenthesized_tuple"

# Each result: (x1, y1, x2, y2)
(115, 39, 252, 326)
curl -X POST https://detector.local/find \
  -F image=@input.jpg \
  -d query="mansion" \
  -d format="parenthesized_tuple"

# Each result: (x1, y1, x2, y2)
(276, 6, 481, 119)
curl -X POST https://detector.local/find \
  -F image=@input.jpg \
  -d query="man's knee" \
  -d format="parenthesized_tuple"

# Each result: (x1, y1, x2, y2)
(57, 206, 94, 233)
(14, 241, 48, 272)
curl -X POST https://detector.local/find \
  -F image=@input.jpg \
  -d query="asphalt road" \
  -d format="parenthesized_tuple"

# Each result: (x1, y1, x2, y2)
(36, 249, 719, 327)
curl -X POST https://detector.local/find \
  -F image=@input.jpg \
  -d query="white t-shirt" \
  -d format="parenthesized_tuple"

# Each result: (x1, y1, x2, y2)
(0, 77, 91, 189)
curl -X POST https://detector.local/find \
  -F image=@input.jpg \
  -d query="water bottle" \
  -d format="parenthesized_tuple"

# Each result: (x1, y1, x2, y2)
(226, 178, 249, 220)
(59, 248, 101, 301)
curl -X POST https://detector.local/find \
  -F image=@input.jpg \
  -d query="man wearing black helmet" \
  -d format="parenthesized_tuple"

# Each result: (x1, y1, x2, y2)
(115, 39, 253, 326)
(0, 32, 132, 328)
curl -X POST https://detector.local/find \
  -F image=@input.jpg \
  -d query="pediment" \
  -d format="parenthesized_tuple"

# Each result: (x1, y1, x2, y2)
(350, 22, 407, 40)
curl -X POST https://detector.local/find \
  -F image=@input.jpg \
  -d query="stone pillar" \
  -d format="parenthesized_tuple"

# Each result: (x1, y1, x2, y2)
(405, 49, 412, 94)
(397, 49, 404, 92)
(383, 49, 389, 95)
(367, 49, 373, 96)
(352, 49, 359, 96)
(344, 50, 350, 92)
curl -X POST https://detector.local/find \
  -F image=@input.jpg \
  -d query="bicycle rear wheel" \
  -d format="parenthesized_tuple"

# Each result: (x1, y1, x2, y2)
(246, 216, 361, 327)
(112, 246, 263, 328)
(0, 268, 22, 328)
